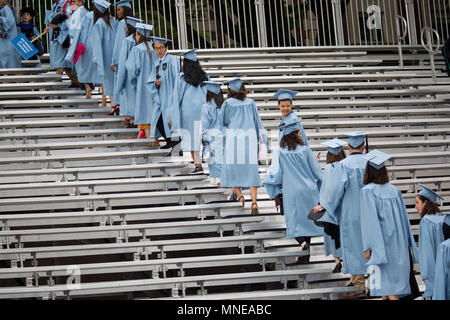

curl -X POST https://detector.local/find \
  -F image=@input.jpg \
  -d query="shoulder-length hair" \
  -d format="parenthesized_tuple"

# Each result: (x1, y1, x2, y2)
(182, 59, 208, 87)
(280, 130, 305, 151)
(326, 150, 346, 164)
(363, 163, 390, 185)
(227, 85, 247, 101)
(119, 6, 133, 20)
(93, 6, 112, 29)
(417, 195, 441, 218)
(206, 91, 224, 108)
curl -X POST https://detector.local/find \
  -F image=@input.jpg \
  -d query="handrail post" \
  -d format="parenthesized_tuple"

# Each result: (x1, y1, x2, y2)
(255, 0, 268, 48)
(332, 0, 345, 46)
(421, 27, 441, 84)
(175, 0, 188, 50)
(396, 15, 408, 69)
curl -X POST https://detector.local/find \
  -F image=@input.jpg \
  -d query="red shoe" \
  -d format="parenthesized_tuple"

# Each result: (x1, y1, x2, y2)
(137, 131, 145, 139)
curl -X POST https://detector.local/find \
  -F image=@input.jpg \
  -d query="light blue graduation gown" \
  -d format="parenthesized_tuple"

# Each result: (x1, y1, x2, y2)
(432, 239, 450, 300)
(92, 17, 117, 96)
(125, 42, 157, 125)
(419, 213, 449, 298)
(48, 0, 71, 69)
(0, 5, 21, 68)
(321, 153, 367, 275)
(360, 183, 418, 297)
(278, 112, 309, 147)
(320, 164, 343, 258)
(170, 72, 208, 152)
(148, 53, 180, 139)
(114, 35, 136, 117)
(219, 97, 267, 188)
(264, 145, 323, 238)
(111, 18, 126, 103)
(201, 100, 224, 179)
(65, 10, 100, 84)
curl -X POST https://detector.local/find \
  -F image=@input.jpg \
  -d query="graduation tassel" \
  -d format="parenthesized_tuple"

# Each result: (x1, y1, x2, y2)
(365, 134, 369, 154)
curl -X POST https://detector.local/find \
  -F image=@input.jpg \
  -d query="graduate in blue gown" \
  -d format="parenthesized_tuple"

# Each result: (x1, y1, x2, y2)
(433, 216, 450, 300)
(114, 16, 141, 123)
(17, 7, 43, 66)
(0, 1, 20, 69)
(201, 81, 225, 187)
(125, 22, 157, 139)
(110, 0, 133, 114)
(416, 184, 449, 299)
(360, 150, 418, 300)
(263, 113, 323, 264)
(170, 49, 209, 171)
(65, 0, 100, 99)
(220, 77, 268, 215)
(147, 36, 180, 148)
(92, 0, 117, 106)
(273, 89, 308, 147)
(312, 138, 347, 273)
(320, 131, 369, 294)
(44, 1, 80, 87)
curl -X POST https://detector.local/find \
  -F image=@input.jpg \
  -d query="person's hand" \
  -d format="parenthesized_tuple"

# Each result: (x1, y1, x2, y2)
(49, 23, 58, 29)
(313, 205, 323, 214)
(364, 250, 371, 260)
(155, 79, 161, 88)
(94, 63, 97, 67)
(110, 65, 116, 72)
(169, 120, 172, 128)
(44, 26, 49, 34)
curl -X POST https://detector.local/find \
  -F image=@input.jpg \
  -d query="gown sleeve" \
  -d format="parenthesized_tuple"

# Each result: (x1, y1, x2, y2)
(169, 74, 184, 132)
(432, 241, 449, 300)
(114, 40, 131, 97)
(419, 218, 440, 282)
(1, 7, 16, 33)
(125, 47, 140, 83)
(92, 22, 104, 77)
(318, 164, 339, 225)
(306, 146, 323, 190)
(397, 189, 419, 262)
(263, 148, 283, 199)
(252, 101, 269, 149)
(360, 187, 388, 265)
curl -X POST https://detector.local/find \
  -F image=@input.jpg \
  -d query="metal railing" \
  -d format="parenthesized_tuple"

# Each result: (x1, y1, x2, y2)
(9, 0, 450, 51)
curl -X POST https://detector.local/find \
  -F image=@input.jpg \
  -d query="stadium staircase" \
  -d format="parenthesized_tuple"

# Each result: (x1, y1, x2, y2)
(0, 45, 449, 300)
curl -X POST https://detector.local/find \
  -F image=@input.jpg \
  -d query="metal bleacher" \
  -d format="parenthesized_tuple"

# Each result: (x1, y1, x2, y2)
(0, 47, 448, 300)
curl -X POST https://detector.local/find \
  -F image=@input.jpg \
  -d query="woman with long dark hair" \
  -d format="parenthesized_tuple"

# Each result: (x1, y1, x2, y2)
(125, 22, 157, 140)
(416, 184, 449, 299)
(264, 114, 323, 263)
(0, 0, 21, 68)
(114, 16, 141, 123)
(92, 0, 117, 106)
(201, 81, 225, 187)
(110, 0, 134, 115)
(360, 150, 418, 300)
(220, 77, 268, 215)
(170, 49, 209, 171)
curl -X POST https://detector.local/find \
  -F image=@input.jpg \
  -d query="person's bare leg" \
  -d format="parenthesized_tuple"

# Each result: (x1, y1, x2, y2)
(145, 127, 150, 139)
(101, 85, 106, 107)
(334, 257, 341, 265)
(84, 83, 92, 99)
(388, 295, 399, 300)
(250, 186, 258, 214)
(191, 151, 202, 168)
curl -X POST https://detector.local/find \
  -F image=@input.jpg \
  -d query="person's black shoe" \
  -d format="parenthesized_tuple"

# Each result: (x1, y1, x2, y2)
(191, 167, 204, 174)
(296, 243, 310, 265)
(127, 123, 137, 128)
(332, 262, 342, 273)
(229, 192, 238, 201)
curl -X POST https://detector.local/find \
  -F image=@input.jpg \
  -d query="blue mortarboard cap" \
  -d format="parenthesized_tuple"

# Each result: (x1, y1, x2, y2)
(150, 36, 172, 44)
(114, 0, 132, 8)
(135, 23, 153, 37)
(94, 0, 111, 13)
(363, 149, 392, 170)
(279, 112, 302, 137)
(125, 16, 142, 28)
(204, 81, 222, 95)
(345, 131, 368, 148)
(321, 138, 347, 155)
(444, 215, 450, 227)
(273, 89, 299, 102)
(418, 184, 444, 204)
(227, 76, 246, 92)
(179, 49, 198, 62)
(44, 10, 56, 25)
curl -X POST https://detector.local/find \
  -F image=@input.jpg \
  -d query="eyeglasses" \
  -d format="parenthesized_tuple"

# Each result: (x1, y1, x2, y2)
(154, 46, 166, 51)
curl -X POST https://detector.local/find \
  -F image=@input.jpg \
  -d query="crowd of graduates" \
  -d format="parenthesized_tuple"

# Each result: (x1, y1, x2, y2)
(0, 0, 449, 301)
